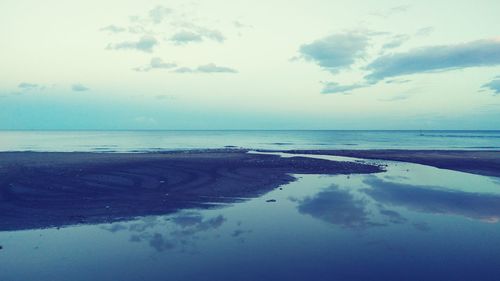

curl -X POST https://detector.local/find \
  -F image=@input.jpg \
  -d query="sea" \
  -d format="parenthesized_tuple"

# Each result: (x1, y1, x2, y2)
(1, 130, 500, 152)
(1, 130, 500, 281)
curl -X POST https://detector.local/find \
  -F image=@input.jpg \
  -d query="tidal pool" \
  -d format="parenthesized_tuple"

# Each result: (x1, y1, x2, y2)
(1, 156, 500, 281)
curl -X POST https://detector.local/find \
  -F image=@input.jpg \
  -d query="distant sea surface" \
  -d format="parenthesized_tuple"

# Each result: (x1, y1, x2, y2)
(1, 130, 500, 152)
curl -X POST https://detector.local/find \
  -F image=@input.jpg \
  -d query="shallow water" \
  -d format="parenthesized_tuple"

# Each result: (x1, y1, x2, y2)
(1, 130, 500, 152)
(1, 155, 500, 281)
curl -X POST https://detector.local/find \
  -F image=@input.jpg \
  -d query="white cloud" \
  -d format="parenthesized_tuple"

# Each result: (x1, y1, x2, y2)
(299, 33, 370, 73)
(134, 57, 177, 72)
(72, 84, 90, 92)
(107, 36, 158, 53)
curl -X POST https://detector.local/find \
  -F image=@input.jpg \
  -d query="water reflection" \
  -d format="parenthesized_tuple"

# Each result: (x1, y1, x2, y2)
(295, 182, 422, 230)
(172, 212, 226, 234)
(102, 212, 228, 253)
(295, 171, 500, 231)
(3, 159, 500, 281)
(412, 222, 431, 232)
(363, 177, 500, 223)
(378, 209, 407, 224)
(295, 184, 374, 229)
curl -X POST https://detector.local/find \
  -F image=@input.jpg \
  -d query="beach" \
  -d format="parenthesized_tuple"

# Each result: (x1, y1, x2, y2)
(2, 148, 500, 280)
(0, 150, 380, 231)
(1, 149, 499, 231)
(285, 150, 500, 177)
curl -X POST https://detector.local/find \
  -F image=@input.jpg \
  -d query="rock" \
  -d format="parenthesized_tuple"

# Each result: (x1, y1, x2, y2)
(266, 199, 277, 203)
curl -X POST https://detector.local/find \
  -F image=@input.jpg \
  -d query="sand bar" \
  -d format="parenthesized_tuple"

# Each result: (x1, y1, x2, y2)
(0, 150, 380, 231)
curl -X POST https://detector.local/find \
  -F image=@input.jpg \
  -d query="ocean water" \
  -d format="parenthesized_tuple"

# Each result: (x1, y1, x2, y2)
(0, 130, 500, 152)
(1, 132, 500, 280)
(1, 154, 500, 281)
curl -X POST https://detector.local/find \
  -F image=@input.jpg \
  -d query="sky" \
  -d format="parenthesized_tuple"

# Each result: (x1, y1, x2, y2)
(1, 0, 500, 130)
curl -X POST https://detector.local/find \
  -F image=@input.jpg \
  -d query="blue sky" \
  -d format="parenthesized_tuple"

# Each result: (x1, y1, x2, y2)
(1, 0, 500, 130)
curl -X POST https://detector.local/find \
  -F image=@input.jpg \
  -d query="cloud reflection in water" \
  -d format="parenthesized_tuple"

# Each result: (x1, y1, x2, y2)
(102, 212, 229, 253)
(295, 174, 500, 231)
(363, 177, 500, 223)
(296, 184, 378, 229)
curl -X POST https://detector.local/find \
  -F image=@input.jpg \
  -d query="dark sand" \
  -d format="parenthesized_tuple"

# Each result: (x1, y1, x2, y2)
(0, 150, 380, 231)
(284, 150, 500, 178)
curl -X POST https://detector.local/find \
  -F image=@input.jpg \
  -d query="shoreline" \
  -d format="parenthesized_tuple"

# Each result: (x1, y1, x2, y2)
(2, 149, 499, 231)
(281, 149, 500, 178)
(0, 150, 380, 231)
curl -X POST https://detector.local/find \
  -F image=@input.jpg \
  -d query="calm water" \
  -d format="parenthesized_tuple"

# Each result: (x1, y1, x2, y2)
(1, 153, 500, 281)
(1, 130, 500, 152)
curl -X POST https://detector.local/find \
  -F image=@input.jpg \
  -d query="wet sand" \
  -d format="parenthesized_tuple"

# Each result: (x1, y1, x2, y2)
(284, 150, 500, 178)
(0, 150, 380, 231)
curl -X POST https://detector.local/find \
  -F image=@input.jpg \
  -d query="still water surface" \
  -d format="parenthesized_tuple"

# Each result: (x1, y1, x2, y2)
(1, 154, 500, 280)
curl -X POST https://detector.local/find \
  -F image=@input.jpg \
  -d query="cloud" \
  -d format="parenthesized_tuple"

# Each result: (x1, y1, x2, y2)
(377, 86, 417, 102)
(385, 79, 411, 84)
(173, 67, 194, 73)
(370, 5, 411, 18)
(365, 38, 500, 82)
(150, 57, 176, 69)
(378, 94, 411, 102)
(18, 82, 40, 90)
(321, 82, 369, 94)
(107, 36, 158, 53)
(173, 63, 237, 74)
(15, 82, 47, 94)
(72, 83, 89, 92)
(481, 77, 500, 94)
(415, 26, 434, 37)
(300, 34, 500, 96)
(233, 21, 251, 29)
(134, 57, 177, 72)
(128, 25, 155, 35)
(389, 5, 411, 13)
(169, 31, 203, 44)
(197, 63, 237, 73)
(169, 27, 225, 45)
(381, 34, 410, 50)
(197, 27, 225, 42)
(149, 5, 172, 24)
(299, 33, 370, 73)
(100, 25, 126, 33)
